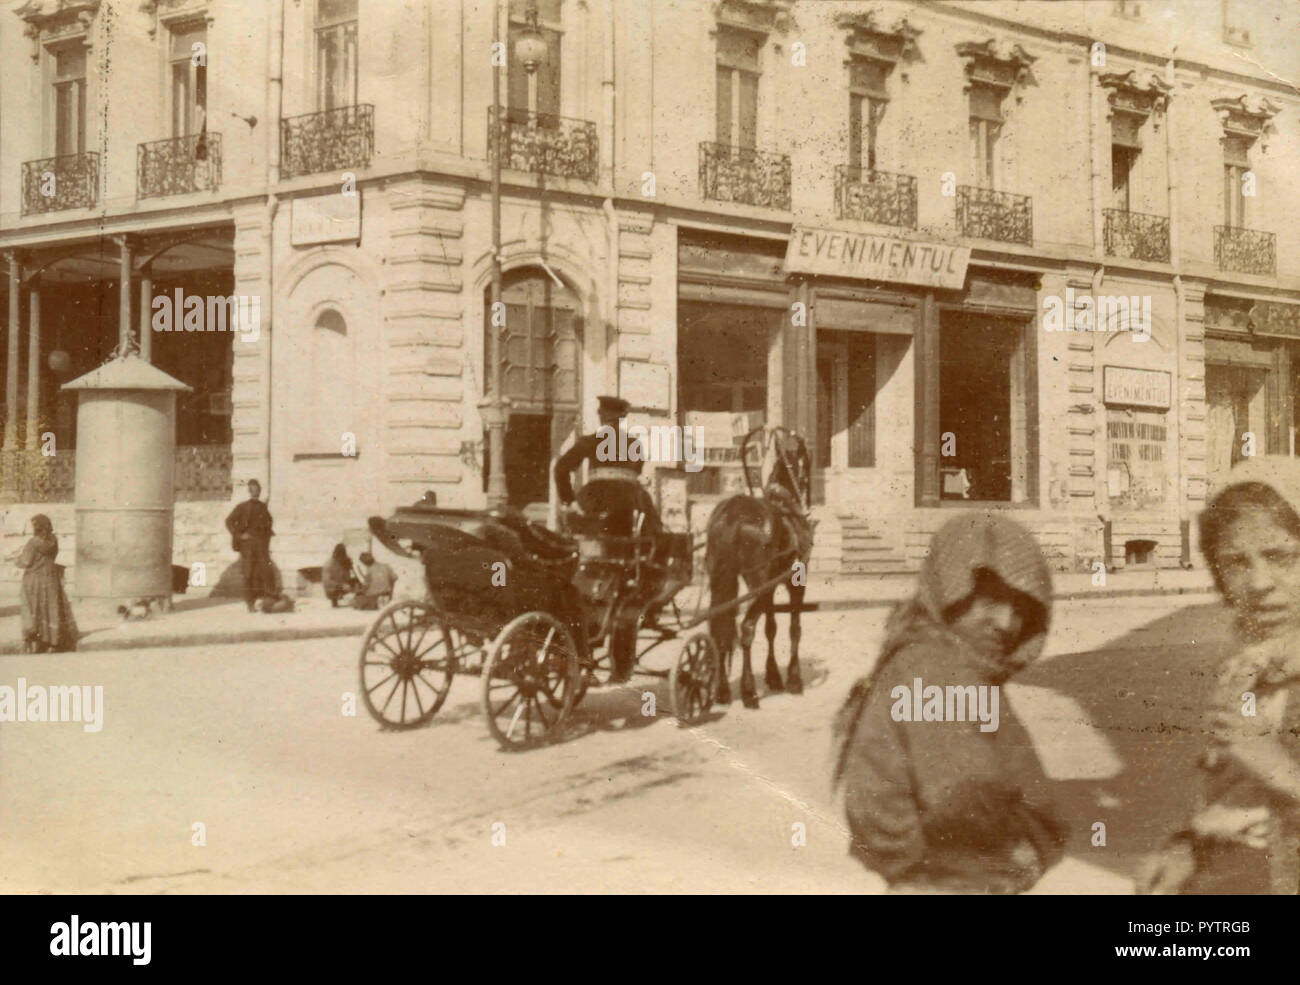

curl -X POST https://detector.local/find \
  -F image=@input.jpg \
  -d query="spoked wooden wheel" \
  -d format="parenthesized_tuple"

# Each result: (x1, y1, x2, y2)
(669, 632, 720, 726)
(359, 599, 457, 729)
(481, 612, 581, 751)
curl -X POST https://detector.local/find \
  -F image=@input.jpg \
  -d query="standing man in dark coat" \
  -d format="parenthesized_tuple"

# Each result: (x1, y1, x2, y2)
(226, 479, 275, 612)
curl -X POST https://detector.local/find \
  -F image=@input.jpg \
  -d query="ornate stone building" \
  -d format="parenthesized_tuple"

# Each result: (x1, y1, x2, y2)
(1, 0, 1298, 594)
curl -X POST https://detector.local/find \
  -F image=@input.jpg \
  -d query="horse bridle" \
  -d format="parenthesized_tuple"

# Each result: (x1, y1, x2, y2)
(741, 426, 813, 517)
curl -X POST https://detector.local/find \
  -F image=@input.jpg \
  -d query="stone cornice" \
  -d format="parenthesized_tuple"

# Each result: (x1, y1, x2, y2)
(1212, 94, 1282, 150)
(711, 0, 794, 36)
(835, 8, 922, 67)
(15, 0, 99, 61)
(1098, 69, 1172, 122)
(140, 0, 212, 39)
(956, 38, 1037, 98)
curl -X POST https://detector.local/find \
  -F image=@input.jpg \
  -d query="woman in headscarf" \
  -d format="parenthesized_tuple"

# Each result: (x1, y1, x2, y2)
(1139, 456, 1300, 894)
(832, 512, 1065, 893)
(322, 543, 359, 608)
(15, 514, 78, 653)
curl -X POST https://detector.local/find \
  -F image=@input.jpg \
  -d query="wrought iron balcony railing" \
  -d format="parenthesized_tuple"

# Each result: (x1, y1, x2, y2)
(280, 104, 374, 180)
(954, 185, 1033, 246)
(699, 142, 791, 211)
(1215, 225, 1276, 276)
(1103, 208, 1170, 263)
(21, 152, 99, 215)
(137, 133, 222, 199)
(835, 166, 917, 229)
(488, 106, 599, 182)
(3, 445, 232, 503)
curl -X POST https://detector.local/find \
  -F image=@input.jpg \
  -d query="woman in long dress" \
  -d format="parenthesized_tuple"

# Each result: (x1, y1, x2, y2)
(16, 514, 78, 653)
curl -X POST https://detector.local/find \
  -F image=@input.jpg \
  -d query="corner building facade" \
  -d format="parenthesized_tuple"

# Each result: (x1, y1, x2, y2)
(1, 0, 1297, 589)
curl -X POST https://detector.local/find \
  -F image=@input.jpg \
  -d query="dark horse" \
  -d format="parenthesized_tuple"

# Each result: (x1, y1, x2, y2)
(706, 428, 814, 709)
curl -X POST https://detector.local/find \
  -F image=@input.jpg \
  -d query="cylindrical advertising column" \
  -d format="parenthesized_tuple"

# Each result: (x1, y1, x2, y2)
(62, 355, 190, 612)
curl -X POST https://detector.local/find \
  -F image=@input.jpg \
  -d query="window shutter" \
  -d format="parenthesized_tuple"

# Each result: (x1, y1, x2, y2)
(738, 71, 758, 150)
(716, 66, 733, 145)
(847, 336, 876, 468)
(1111, 112, 1142, 149)
(969, 84, 1003, 122)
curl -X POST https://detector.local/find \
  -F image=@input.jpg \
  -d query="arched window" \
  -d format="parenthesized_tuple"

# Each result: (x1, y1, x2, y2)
(311, 308, 353, 451)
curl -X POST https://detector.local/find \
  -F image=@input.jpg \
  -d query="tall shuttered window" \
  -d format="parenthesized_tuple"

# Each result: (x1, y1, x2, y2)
(848, 58, 888, 174)
(1224, 134, 1251, 228)
(53, 45, 87, 157)
(969, 83, 1003, 189)
(716, 28, 760, 150)
(316, 0, 358, 112)
(170, 22, 207, 138)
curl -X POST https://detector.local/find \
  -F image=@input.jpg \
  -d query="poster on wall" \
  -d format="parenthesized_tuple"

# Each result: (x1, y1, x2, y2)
(1107, 408, 1171, 508)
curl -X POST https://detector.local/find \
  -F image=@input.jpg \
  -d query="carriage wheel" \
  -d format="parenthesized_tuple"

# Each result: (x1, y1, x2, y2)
(359, 599, 457, 729)
(669, 632, 720, 726)
(481, 612, 581, 751)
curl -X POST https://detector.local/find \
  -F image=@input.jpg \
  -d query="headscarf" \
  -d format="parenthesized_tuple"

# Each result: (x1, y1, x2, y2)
(1200, 455, 1300, 594)
(31, 514, 53, 537)
(833, 512, 1052, 784)
(330, 543, 351, 566)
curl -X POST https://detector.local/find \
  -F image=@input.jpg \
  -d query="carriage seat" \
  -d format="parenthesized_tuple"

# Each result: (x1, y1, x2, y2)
(487, 508, 576, 562)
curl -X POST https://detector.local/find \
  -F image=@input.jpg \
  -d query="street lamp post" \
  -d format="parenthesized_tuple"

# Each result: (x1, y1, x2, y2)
(483, 0, 547, 511)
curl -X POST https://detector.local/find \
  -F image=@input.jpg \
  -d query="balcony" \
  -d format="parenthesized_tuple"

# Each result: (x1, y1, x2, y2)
(1103, 208, 1170, 263)
(954, 185, 1033, 246)
(488, 107, 599, 182)
(835, 167, 917, 229)
(138, 133, 223, 199)
(699, 142, 791, 211)
(280, 105, 374, 180)
(1215, 225, 1276, 276)
(21, 152, 99, 215)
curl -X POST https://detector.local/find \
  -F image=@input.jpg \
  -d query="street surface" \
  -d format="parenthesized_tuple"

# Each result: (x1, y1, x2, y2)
(0, 593, 1234, 893)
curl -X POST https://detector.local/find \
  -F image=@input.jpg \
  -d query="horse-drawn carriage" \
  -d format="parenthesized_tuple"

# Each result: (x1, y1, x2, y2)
(358, 427, 813, 750)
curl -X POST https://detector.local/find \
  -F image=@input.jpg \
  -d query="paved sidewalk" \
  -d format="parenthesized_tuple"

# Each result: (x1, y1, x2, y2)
(0, 566, 1215, 657)
(0, 595, 376, 657)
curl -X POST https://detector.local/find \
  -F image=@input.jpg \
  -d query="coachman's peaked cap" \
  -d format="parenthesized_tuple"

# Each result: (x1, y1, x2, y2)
(597, 395, 631, 417)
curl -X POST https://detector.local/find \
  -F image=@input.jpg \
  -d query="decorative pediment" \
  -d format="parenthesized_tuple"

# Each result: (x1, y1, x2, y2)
(956, 38, 1036, 96)
(712, 0, 794, 36)
(1212, 94, 1281, 149)
(836, 9, 922, 66)
(1099, 70, 1171, 118)
(15, 0, 99, 61)
(140, 0, 212, 38)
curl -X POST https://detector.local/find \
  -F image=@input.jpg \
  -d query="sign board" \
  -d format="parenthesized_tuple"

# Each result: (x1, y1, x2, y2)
(785, 226, 970, 290)
(1108, 408, 1170, 507)
(618, 359, 671, 413)
(1103, 366, 1171, 410)
(291, 191, 362, 247)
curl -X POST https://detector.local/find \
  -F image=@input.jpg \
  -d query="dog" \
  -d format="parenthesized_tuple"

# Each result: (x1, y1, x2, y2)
(116, 599, 156, 622)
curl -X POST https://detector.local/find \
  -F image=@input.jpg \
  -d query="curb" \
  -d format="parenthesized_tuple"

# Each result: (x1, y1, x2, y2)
(1, 584, 1217, 655)
(0, 622, 367, 658)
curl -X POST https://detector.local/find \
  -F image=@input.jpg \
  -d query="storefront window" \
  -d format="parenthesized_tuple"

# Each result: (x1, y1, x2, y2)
(678, 302, 768, 414)
(1206, 363, 1268, 489)
(938, 311, 1034, 503)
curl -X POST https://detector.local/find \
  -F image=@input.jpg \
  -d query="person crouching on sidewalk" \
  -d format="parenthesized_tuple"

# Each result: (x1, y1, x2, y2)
(351, 552, 396, 611)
